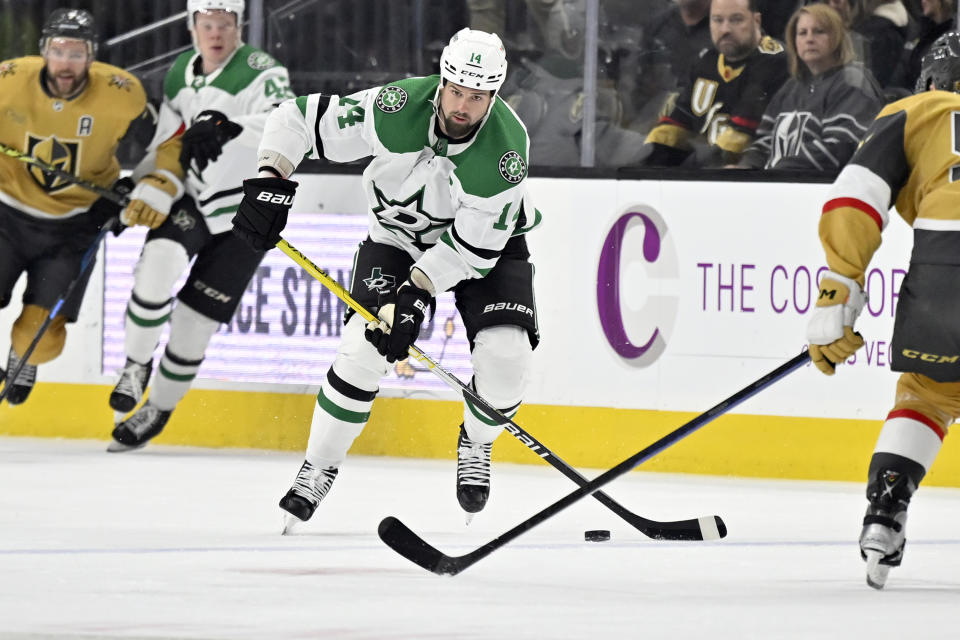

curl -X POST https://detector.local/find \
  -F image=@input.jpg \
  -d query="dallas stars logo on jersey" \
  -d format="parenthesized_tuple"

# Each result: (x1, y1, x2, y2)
(371, 183, 449, 250)
(26, 134, 79, 192)
(499, 150, 526, 184)
(376, 86, 407, 113)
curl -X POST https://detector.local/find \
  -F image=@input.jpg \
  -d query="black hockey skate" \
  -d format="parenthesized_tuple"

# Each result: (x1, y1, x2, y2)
(110, 357, 152, 413)
(860, 503, 907, 590)
(108, 403, 171, 452)
(4, 347, 37, 405)
(456, 424, 492, 522)
(859, 458, 920, 590)
(279, 461, 339, 534)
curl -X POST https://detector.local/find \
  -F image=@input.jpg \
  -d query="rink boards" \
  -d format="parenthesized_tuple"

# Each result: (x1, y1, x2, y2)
(3, 173, 958, 485)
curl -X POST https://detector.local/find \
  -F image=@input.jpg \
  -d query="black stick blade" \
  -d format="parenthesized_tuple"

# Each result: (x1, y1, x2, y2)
(638, 514, 728, 541)
(378, 517, 455, 575)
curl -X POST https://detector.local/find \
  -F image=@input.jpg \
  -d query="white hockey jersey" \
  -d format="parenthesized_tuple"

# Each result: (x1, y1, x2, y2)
(137, 44, 294, 234)
(261, 74, 540, 294)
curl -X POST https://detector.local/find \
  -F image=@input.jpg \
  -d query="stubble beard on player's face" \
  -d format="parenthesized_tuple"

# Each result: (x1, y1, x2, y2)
(440, 105, 476, 140)
(50, 69, 87, 98)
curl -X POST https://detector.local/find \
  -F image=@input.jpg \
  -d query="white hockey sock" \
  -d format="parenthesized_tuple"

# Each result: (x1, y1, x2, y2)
(305, 366, 377, 469)
(124, 292, 172, 364)
(463, 326, 532, 444)
(123, 238, 190, 364)
(147, 302, 219, 411)
(874, 409, 945, 472)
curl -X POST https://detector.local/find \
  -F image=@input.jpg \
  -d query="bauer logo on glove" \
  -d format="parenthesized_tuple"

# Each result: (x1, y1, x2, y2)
(255, 191, 295, 205)
(364, 274, 436, 363)
(232, 177, 298, 251)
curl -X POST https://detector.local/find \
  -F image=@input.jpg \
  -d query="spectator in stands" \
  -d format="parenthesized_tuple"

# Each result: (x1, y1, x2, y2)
(641, 0, 789, 167)
(848, 0, 912, 87)
(762, 0, 805, 40)
(503, 58, 647, 166)
(736, 3, 883, 172)
(643, 0, 713, 89)
(827, 0, 873, 66)
(901, 0, 956, 88)
(467, 0, 583, 59)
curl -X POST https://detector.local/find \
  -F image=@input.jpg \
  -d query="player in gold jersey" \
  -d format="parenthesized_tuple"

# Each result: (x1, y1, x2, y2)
(0, 8, 148, 404)
(806, 32, 960, 590)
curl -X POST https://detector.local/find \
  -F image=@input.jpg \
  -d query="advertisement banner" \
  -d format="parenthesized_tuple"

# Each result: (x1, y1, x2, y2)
(90, 173, 913, 421)
(102, 213, 475, 394)
(523, 178, 912, 420)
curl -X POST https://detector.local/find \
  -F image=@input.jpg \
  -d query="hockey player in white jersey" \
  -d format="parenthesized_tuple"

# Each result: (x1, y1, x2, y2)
(232, 28, 541, 530)
(108, 0, 295, 450)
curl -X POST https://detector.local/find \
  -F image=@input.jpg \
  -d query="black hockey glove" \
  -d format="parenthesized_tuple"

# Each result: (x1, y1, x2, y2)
(232, 177, 299, 251)
(364, 280, 435, 363)
(87, 176, 135, 236)
(179, 110, 244, 173)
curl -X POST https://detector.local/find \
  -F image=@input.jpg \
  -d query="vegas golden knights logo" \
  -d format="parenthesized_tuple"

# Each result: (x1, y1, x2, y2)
(26, 134, 79, 193)
(691, 79, 719, 117)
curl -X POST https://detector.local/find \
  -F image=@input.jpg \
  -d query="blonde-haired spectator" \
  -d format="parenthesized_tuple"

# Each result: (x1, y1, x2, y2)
(736, 3, 884, 172)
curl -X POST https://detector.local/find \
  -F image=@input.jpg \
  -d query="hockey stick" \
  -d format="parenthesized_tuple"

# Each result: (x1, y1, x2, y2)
(0, 142, 130, 206)
(0, 217, 120, 405)
(378, 351, 810, 575)
(277, 237, 726, 541)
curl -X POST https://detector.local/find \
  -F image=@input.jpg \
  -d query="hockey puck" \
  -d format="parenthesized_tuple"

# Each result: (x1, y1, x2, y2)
(584, 529, 611, 542)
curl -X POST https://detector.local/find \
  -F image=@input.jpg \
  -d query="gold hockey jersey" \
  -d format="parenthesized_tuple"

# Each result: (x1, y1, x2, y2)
(0, 56, 147, 219)
(819, 90, 960, 284)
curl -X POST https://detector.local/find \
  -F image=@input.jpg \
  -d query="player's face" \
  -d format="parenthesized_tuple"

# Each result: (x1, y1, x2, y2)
(795, 13, 836, 76)
(437, 82, 492, 139)
(710, 0, 761, 62)
(43, 37, 92, 98)
(193, 10, 240, 71)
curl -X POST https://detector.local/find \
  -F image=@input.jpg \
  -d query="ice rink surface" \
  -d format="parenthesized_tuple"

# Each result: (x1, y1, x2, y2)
(2, 436, 959, 640)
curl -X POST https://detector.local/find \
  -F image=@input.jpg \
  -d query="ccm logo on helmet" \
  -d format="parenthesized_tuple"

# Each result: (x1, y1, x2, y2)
(256, 191, 294, 205)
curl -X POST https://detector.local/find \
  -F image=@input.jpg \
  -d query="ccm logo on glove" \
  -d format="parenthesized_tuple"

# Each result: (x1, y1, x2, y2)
(256, 191, 295, 205)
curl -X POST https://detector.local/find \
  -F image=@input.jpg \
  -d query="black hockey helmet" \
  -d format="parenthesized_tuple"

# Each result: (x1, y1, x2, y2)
(916, 31, 960, 93)
(39, 9, 97, 56)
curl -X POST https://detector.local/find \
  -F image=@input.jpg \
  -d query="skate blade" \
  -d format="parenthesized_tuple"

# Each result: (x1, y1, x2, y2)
(106, 439, 144, 453)
(113, 410, 128, 425)
(864, 550, 890, 590)
(281, 513, 302, 535)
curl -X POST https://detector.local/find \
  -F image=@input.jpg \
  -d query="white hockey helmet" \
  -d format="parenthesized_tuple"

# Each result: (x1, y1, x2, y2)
(440, 28, 508, 93)
(187, 0, 244, 29)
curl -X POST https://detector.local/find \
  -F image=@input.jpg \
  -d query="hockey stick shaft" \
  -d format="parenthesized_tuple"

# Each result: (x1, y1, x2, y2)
(0, 218, 118, 405)
(0, 142, 129, 206)
(378, 351, 811, 575)
(277, 237, 725, 541)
